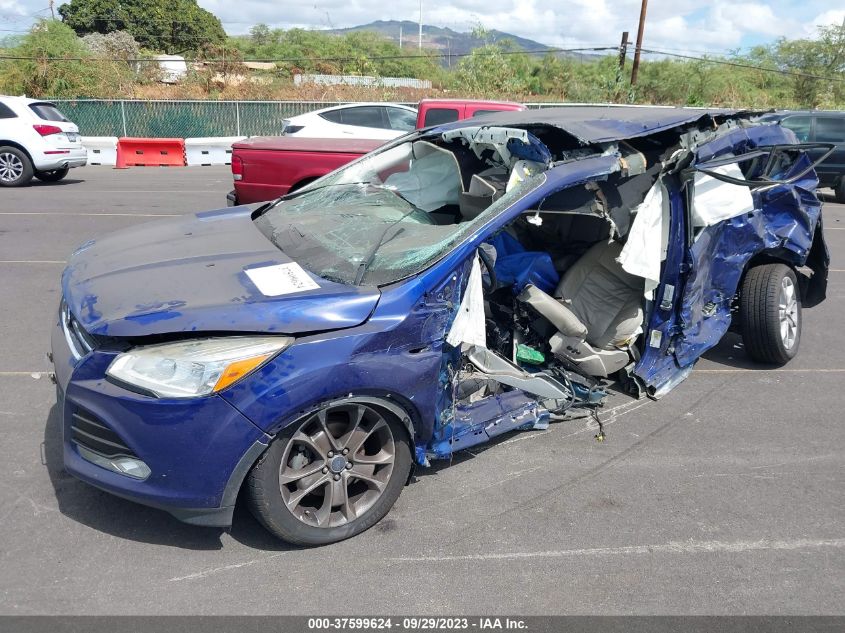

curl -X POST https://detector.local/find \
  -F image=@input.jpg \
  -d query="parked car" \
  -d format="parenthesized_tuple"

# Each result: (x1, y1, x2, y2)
(52, 107, 828, 545)
(758, 110, 845, 201)
(230, 100, 528, 205)
(0, 95, 87, 187)
(281, 102, 419, 140)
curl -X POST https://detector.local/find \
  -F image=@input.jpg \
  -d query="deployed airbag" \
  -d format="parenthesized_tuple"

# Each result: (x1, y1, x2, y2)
(691, 163, 755, 229)
(619, 180, 669, 296)
(384, 141, 462, 212)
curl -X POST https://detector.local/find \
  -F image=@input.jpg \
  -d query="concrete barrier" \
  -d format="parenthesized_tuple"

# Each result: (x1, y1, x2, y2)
(82, 136, 118, 166)
(115, 138, 186, 168)
(185, 137, 246, 166)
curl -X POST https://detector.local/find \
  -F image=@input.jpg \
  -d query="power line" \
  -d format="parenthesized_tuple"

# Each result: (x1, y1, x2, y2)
(636, 46, 845, 83)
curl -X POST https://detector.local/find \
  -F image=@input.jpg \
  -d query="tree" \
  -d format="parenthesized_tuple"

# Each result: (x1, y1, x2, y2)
(82, 30, 140, 60)
(250, 23, 272, 47)
(773, 23, 845, 108)
(58, 0, 226, 54)
(453, 28, 534, 96)
(0, 19, 132, 97)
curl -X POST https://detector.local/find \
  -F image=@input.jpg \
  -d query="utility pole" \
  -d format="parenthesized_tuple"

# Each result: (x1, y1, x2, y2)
(49, 0, 55, 19)
(615, 31, 629, 101)
(617, 31, 629, 77)
(418, 0, 423, 50)
(630, 0, 648, 85)
(399, 25, 403, 49)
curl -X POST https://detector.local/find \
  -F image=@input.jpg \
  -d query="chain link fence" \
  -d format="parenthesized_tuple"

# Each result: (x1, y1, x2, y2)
(49, 100, 411, 137)
(49, 99, 565, 138)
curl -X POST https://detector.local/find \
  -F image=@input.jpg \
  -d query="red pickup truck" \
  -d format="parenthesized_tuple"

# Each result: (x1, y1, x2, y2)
(227, 99, 525, 206)
(415, 98, 525, 128)
(228, 136, 381, 205)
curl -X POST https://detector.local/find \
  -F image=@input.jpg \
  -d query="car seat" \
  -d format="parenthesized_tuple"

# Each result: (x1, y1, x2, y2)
(517, 239, 644, 377)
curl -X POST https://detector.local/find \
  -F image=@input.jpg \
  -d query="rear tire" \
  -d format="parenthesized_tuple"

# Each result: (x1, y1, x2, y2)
(740, 263, 801, 365)
(835, 178, 845, 204)
(0, 146, 34, 187)
(247, 402, 412, 545)
(35, 167, 70, 182)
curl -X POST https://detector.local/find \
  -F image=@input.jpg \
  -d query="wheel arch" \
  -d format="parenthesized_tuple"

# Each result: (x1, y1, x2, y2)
(739, 231, 827, 309)
(220, 392, 422, 517)
(288, 176, 319, 193)
(0, 140, 34, 161)
(267, 391, 421, 454)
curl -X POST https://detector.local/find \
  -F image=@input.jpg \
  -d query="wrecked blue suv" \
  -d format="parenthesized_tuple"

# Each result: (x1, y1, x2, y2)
(52, 107, 829, 545)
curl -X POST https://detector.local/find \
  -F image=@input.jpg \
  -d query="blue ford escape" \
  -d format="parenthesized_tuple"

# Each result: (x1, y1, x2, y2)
(51, 107, 830, 545)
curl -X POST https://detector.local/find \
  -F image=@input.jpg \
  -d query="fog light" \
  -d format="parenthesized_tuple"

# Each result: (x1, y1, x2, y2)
(77, 446, 151, 480)
(112, 457, 152, 479)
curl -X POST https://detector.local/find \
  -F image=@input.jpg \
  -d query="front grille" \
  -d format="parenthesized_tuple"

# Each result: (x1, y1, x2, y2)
(60, 300, 97, 359)
(71, 408, 138, 459)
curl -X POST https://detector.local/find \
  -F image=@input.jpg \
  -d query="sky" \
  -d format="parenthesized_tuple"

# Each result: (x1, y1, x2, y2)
(1, 0, 844, 56)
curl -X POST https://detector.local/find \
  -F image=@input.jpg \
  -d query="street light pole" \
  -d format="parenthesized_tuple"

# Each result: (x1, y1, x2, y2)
(630, 0, 648, 85)
(419, 0, 423, 49)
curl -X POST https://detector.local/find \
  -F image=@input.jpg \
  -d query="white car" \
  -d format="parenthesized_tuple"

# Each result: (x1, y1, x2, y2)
(0, 95, 87, 187)
(281, 103, 418, 140)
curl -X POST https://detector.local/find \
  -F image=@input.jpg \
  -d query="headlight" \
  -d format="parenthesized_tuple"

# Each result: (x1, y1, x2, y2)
(106, 336, 292, 398)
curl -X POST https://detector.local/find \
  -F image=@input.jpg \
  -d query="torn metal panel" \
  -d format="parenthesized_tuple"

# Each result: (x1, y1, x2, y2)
(465, 346, 572, 400)
(631, 180, 689, 393)
(429, 390, 549, 459)
(436, 106, 754, 145)
(673, 181, 822, 368)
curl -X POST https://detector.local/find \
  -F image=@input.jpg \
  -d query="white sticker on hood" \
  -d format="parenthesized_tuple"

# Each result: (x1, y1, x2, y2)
(245, 263, 320, 296)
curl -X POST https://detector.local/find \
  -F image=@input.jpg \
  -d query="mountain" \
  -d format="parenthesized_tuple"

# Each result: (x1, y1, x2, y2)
(329, 20, 562, 60)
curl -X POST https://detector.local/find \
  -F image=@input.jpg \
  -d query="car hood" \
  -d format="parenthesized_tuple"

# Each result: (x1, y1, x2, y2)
(62, 207, 381, 338)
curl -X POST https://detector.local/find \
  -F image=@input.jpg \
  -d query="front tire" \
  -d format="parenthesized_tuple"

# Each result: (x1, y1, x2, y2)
(35, 166, 70, 182)
(247, 402, 411, 545)
(0, 146, 34, 187)
(740, 263, 801, 364)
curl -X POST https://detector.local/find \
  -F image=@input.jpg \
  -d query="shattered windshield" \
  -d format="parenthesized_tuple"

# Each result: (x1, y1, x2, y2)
(255, 136, 547, 286)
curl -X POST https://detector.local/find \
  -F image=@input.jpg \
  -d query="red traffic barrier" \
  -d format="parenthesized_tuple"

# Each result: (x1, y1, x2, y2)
(115, 137, 186, 168)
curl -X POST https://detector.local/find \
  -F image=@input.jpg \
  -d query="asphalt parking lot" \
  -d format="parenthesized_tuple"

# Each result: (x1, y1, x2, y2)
(1, 166, 843, 615)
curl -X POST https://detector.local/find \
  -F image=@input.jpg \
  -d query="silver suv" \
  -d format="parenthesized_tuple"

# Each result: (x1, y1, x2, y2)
(0, 95, 87, 187)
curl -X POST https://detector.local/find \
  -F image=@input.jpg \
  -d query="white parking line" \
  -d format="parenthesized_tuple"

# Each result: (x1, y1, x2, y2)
(168, 536, 845, 581)
(694, 368, 845, 373)
(389, 537, 845, 563)
(0, 212, 177, 217)
(0, 372, 52, 377)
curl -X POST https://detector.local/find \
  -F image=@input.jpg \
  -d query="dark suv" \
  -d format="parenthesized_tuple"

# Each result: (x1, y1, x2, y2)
(758, 110, 845, 201)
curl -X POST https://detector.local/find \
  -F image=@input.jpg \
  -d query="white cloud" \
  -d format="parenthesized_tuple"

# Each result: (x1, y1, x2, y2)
(803, 9, 845, 35)
(3, 0, 841, 55)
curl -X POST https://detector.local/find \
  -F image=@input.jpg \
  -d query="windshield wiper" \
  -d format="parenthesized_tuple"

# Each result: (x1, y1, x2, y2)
(354, 207, 421, 286)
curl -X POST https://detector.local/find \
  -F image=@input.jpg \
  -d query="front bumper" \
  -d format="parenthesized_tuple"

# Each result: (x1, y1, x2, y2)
(51, 311, 271, 527)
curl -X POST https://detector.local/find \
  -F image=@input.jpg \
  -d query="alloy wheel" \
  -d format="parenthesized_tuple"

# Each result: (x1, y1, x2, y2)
(0, 152, 24, 183)
(778, 275, 799, 350)
(278, 404, 396, 528)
